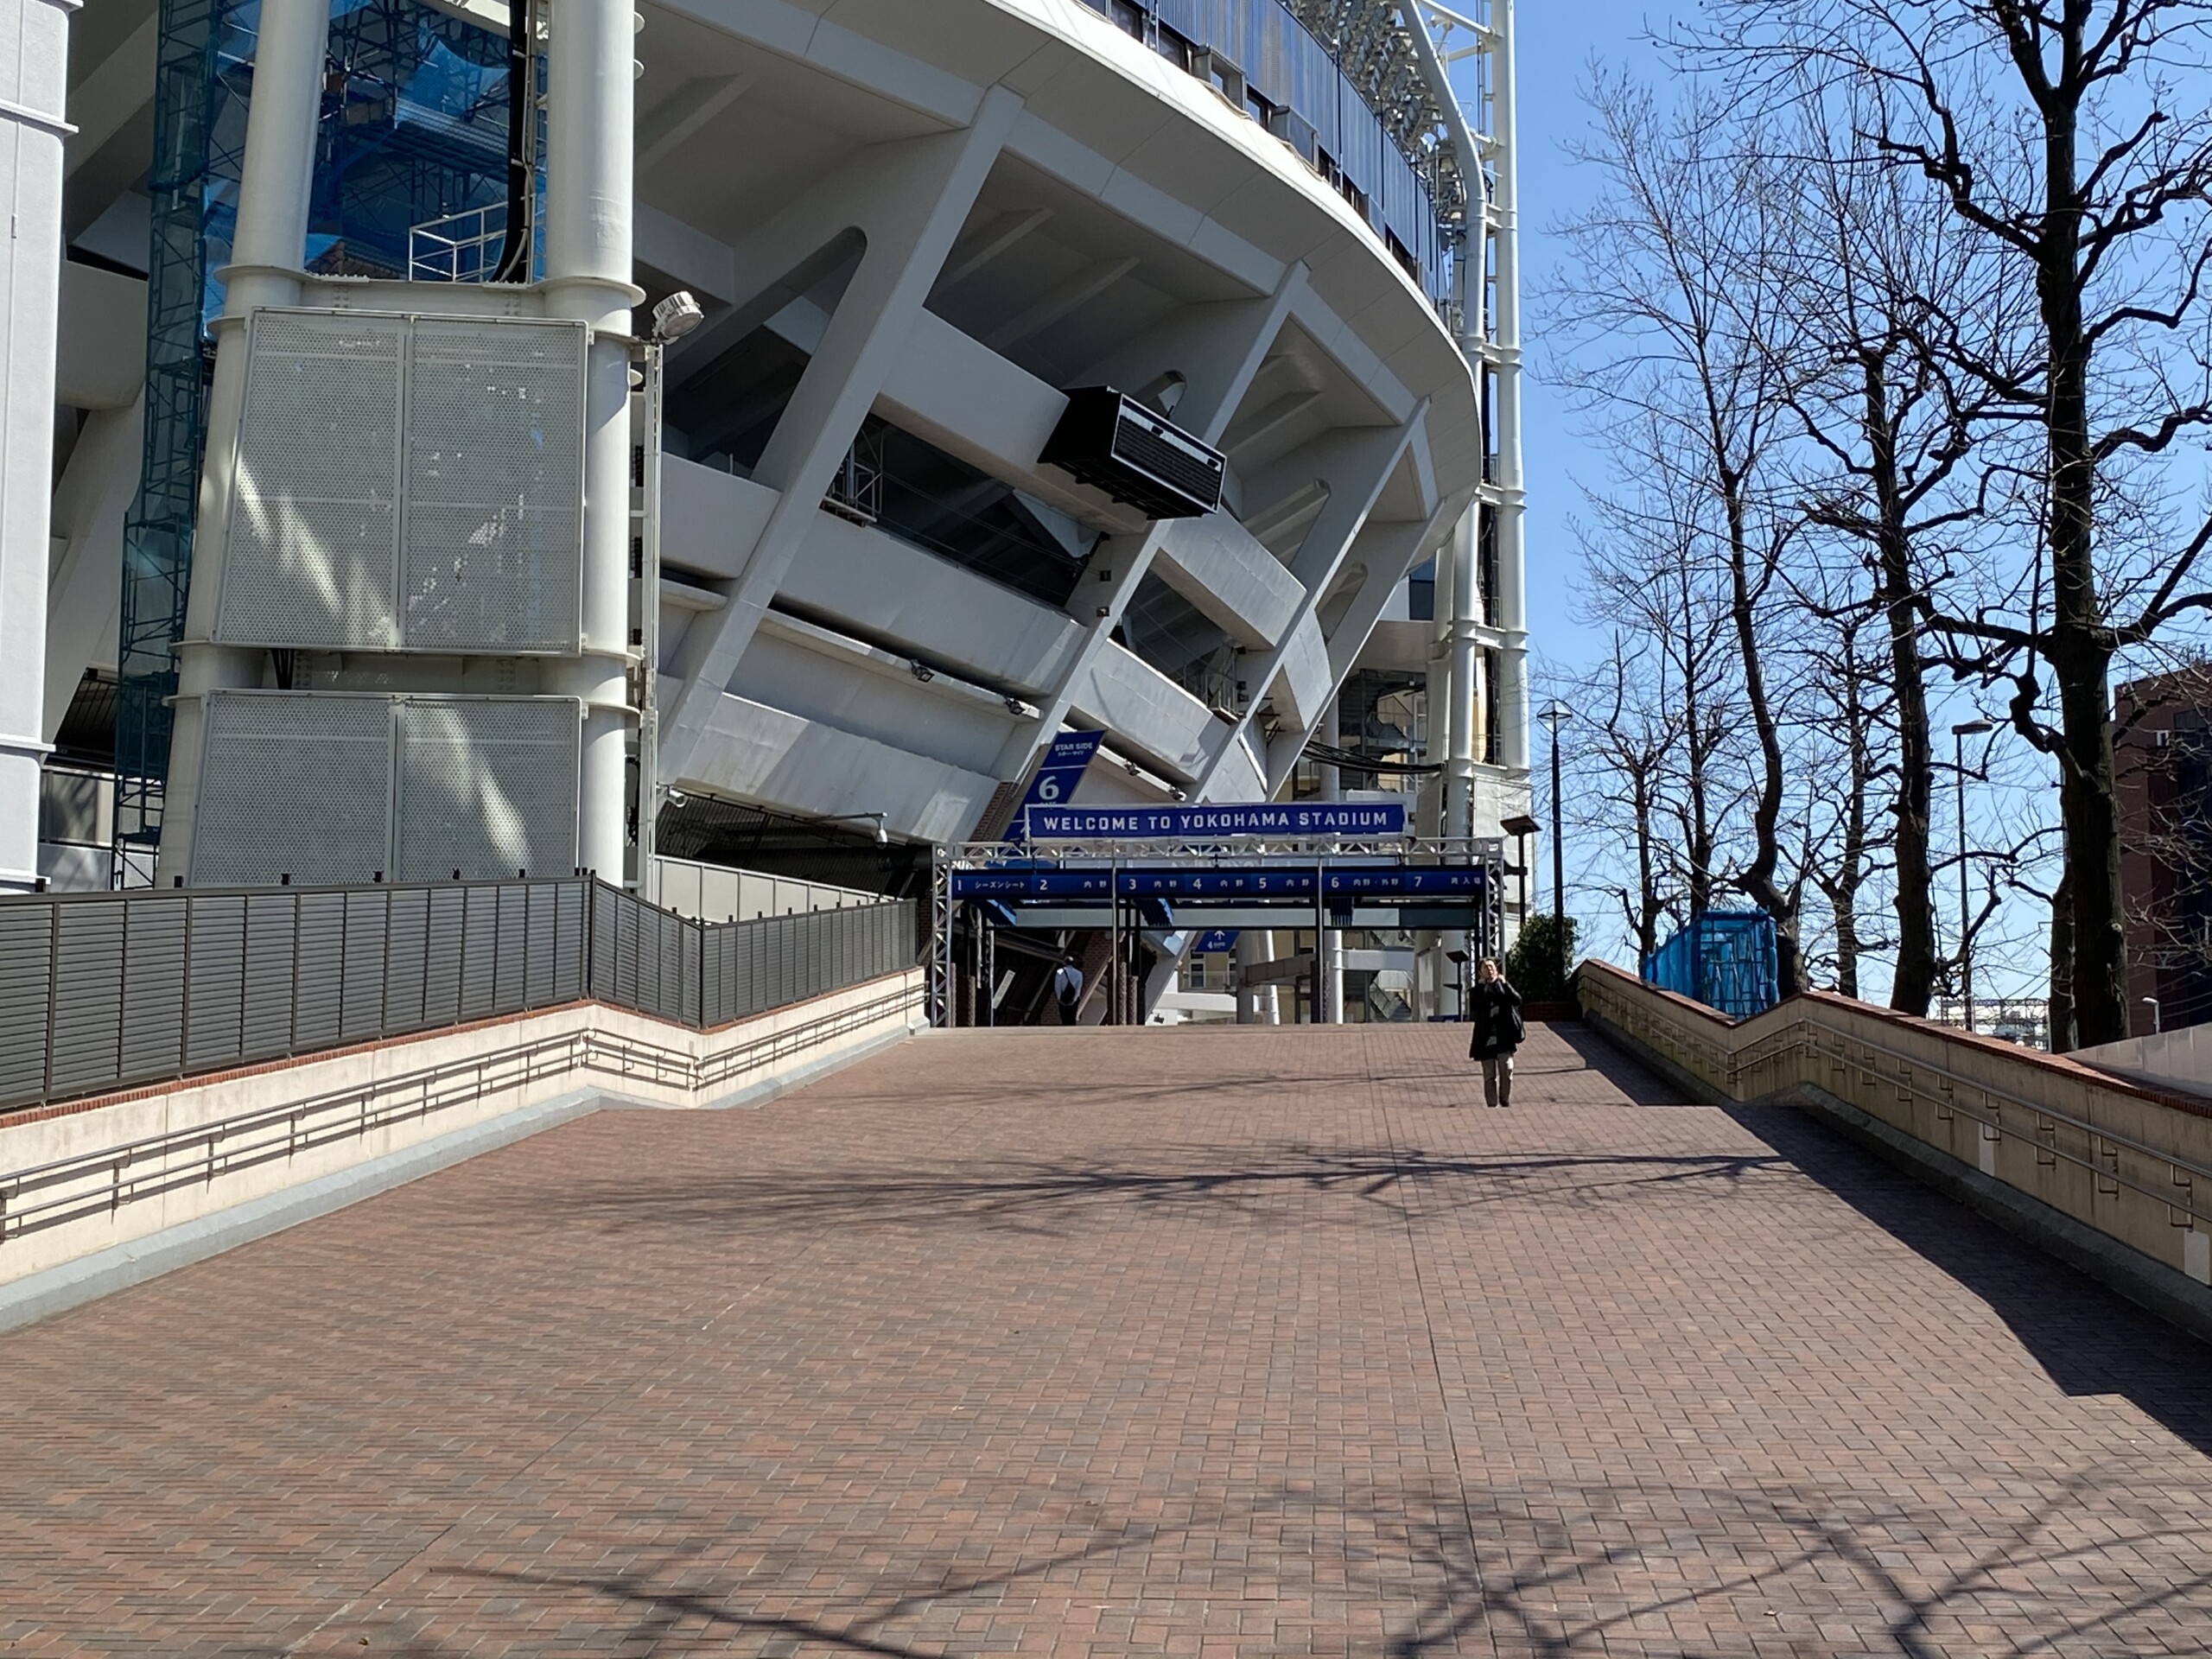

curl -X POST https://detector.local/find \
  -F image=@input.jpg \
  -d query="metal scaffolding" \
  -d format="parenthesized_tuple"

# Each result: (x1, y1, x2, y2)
(114, 0, 250, 887)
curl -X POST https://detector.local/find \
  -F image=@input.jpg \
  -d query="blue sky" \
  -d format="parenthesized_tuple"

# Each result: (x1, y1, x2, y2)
(1459, 4, 1681, 678)
(1441, 8, 2068, 999)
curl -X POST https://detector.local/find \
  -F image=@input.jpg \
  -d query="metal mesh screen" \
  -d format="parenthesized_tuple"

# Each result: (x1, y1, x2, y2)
(219, 312, 405, 649)
(193, 693, 580, 888)
(0, 881, 913, 1112)
(213, 309, 584, 654)
(193, 694, 394, 887)
(392, 699, 581, 882)
(402, 319, 587, 652)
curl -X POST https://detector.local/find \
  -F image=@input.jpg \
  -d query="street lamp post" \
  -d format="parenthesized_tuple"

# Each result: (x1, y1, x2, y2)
(1537, 702, 1573, 983)
(1952, 720, 1993, 1032)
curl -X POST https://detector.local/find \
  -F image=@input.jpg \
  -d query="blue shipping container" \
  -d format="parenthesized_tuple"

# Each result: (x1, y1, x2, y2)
(1642, 912, 1780, 1019)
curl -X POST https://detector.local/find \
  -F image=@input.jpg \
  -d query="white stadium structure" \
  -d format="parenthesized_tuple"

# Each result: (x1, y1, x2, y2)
(1, 0, 1529, 1021)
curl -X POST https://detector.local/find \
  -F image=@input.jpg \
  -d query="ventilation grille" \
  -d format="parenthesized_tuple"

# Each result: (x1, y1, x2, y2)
(219, 315, 405, 649)
(192, 692, 580, 886)
(216, 309, 588, 654)
(194, 695, 395, 886)
(394, 698, 582, 882)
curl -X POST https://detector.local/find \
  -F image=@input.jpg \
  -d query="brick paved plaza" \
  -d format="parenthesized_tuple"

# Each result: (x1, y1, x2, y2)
(2, 1022, 2209, 1657)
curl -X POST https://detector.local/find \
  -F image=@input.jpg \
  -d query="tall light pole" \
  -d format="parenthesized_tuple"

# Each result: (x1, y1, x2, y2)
(1537, 701, 1573, 925)
(1952, 719, 1993, 1031)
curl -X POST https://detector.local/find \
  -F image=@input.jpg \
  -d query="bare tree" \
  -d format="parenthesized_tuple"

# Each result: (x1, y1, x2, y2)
(1762, 76, 2032, 1013)
(1565, 635, 1686, 968)
(1554, 76, 1819, 991)
(1570, 413, 1751, 934)
(1689, 0, 2212, 1047)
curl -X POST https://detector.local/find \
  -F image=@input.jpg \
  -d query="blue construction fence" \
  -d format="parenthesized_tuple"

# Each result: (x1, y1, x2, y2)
(1642, 912, 1780, 1019)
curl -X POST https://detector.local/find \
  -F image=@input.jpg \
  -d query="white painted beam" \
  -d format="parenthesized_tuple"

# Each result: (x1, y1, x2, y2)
(937, 206, 1052, 290)
(657, 91, 1024, 792)
(43, 394, 140, 739)
(55, 259, 143, 410)
(1150, 514, 1301, 650)
(635, 202, 736, 302)
(637, 73, 752, 172)
(679, 690, 1001, 845)
(982, 254, 1136, 354)
(1065, 641, 1220, 783)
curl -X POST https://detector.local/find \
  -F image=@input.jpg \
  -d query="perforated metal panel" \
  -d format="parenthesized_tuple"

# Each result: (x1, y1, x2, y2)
(215, 309, 585, 653)
(403, 319, 586, 652)
(219, 313, 404, 649)
(392, 699, 580, 882)
(193, 694, 394, 887)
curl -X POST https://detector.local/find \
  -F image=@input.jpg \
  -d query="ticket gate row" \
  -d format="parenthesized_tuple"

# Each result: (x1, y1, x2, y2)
(929, 841, 1505, 1028)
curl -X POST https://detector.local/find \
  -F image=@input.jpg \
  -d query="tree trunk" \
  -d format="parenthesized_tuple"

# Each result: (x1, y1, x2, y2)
(1866, 358, 1938, 1014)
(2049, 863, 2076, 1052)
(2037, 57, 2127, 1046)
(1722, 476, 1804, 993)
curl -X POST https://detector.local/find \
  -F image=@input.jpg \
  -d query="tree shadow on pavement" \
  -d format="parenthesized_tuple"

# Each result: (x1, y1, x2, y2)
(352, 1463, 2212, 1657)
(1730, 1097, 2212, 1458)
(524, 1141, 1794, 1238)
(1568, 1023, 2212, 1459)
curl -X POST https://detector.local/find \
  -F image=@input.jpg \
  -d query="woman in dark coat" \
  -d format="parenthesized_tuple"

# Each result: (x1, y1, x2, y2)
(1466, 957, 1524, 1107)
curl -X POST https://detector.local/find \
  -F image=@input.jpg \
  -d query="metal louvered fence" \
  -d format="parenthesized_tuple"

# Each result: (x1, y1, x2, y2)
(0, 879, 915, 1114)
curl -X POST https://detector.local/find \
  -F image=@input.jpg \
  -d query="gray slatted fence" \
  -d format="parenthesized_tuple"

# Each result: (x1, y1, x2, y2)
(0, 880, 915, 1113)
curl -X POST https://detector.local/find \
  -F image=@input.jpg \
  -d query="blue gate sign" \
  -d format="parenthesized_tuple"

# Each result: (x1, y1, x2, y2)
(1195, 930, 1239, 954)
(1005, 730, 1106, 843)
(1023, 730, 1105, 809)
(1022, 800, 1407, 841)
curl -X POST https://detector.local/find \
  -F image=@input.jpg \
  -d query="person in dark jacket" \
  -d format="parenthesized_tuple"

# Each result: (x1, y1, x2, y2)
(1466, 957, 1524, 1107)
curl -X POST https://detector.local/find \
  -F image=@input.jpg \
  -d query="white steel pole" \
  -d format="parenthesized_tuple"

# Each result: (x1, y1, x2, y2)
(1319, 699, 1345, 1023)
(1492, 0, 1529, 779)
(0, 0, 73, 891)
(1403, 0, 1495, 1013)
(544, 0, 639, 882)
(160, 0, 330, 885)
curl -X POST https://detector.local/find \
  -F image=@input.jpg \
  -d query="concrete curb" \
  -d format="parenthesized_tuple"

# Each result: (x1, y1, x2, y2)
(0, 1012, 926, 1338)
(1584, 1011, 2212, 1351)
(0, 1090, 601, 1338)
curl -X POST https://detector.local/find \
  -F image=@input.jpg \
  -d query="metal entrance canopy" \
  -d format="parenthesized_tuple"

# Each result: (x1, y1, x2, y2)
(930, 834, 1505, 1027)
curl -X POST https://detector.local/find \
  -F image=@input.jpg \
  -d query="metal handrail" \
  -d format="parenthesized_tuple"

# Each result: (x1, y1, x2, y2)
(1580, 974, 2212, 1227)
(0, 980, 919, 1245)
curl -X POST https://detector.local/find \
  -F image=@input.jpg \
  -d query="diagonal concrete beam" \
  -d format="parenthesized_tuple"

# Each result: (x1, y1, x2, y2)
(638, 73, 752, 172)
(656, 88, 1024, 792)
(1195, 405, 1429, 798)
(986, 261, 1308, 789)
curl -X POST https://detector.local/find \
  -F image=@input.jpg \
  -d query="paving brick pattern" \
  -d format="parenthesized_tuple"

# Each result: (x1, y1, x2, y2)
(2, 1022, 2209, 1657)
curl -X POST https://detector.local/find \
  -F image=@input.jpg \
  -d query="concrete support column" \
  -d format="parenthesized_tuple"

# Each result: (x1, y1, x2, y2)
(543, 0, 638, 880)
(159, 0, 329, 884)
(1236, 928, 1280, 1026)
(0, 0, 73, 891)
(1319, 697, 1345, 1025)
